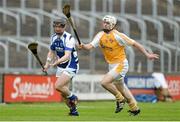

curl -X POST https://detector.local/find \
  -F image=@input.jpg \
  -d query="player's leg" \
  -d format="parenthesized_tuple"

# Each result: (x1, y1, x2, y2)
(102, 62, 130, 113)
(110, 59, 140, 115)
(152, 72, 173, 102)
(156, 87, 173, 102)
(61, 93, 71, 108)
(114, 80, 140, 116)
(107, 60, 129, 113)
(154, 87, 164, 101)
(55, 73, 71, 96)
(59, 92, 80, 115)
(153, 82, 173, 102)
(162, 88, 173, 102)
(101, 74, 125, 103)
(55, 71, 79, 116)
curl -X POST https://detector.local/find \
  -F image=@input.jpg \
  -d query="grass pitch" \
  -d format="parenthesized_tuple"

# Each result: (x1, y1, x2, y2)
(0, 101, 180, 121)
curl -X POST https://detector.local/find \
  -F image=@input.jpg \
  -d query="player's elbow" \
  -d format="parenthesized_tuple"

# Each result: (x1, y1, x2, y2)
(65, 55, 71, 61)
(133, 41, 142, 49)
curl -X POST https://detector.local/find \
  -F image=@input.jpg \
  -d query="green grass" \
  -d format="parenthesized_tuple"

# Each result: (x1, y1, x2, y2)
(0, 101, 180, 121)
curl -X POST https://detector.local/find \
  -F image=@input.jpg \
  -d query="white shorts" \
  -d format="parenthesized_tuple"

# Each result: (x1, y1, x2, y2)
(56, 67, 79, 78)
(107, 59, 129, 80)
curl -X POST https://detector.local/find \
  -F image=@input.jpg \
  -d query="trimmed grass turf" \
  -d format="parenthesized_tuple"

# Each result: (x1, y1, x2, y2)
(0, 101, 180, 121)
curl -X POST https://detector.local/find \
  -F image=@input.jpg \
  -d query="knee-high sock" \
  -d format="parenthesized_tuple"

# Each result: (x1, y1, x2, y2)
(115, 92, 125, 102)
(114, 81, 139, 111)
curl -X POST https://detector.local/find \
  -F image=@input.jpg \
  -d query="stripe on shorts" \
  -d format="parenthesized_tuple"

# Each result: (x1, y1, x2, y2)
(115, 63, 124, 73)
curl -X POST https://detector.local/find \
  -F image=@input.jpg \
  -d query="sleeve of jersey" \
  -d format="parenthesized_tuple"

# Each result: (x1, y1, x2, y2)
(90, 31, 104, 48)
(114, 30, 135, 46)
(65, 37, 75, 51)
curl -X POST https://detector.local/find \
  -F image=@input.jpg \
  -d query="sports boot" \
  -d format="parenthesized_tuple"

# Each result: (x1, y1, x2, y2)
(115, 99, 126, 113)
(128, 109, 141, 116)
(68, 95, 79, 116)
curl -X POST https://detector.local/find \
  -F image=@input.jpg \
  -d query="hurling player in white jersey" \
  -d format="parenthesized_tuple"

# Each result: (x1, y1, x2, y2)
(44, 18, 79, 116)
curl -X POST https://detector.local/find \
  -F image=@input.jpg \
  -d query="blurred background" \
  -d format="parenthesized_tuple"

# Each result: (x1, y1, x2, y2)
(0, 0, 180, 103)
(0, 0, 180, 74)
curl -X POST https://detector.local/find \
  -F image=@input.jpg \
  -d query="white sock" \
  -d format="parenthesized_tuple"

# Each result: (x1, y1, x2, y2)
(67, 93, 73, 99)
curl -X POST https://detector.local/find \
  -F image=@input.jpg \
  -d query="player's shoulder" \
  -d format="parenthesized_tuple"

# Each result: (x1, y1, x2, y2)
(63, 31, 74, 40)
(112, 29, 123, 36)
(63, 31, 71, 37)
(50, 33, 58, 41)
(51, 33, 57, 38)
(63, 31, 70, 36)
(94, 31, 104, 38)
(112, 30, 128, 39)
(97, 31, 104, 35)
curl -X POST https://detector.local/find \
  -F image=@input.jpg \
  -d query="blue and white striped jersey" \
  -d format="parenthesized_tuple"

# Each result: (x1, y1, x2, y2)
(50, 31, 79, 72)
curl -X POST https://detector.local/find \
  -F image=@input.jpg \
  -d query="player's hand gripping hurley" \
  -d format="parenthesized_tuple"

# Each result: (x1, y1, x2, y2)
(63, 4, 81, 45)
(28, 42, 48, 75)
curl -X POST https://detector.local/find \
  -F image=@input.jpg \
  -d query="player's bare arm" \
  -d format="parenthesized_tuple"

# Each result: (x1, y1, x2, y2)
(44, 50, 56, 71)
(50, 51, 71, 67)
(81, 43, 94, 50)
(133, 41, 159, 60)
(120, 33, 159, 60)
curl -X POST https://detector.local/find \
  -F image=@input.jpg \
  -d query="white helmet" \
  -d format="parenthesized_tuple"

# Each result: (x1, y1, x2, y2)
(102, 15, 117, 30)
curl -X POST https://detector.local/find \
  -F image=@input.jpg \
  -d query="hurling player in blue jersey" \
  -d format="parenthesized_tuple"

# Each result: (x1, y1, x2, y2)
(44, 18, 79, 116)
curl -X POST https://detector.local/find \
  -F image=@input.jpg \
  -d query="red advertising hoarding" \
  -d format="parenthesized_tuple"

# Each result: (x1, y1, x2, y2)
(3, 74, 62, 103)
(166, 75, 180, 100)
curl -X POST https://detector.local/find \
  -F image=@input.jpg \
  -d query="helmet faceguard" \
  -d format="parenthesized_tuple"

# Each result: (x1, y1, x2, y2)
(53, 18, 67, 35)
(53, 18, 67, 27)
(102, 15, 117, 32)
